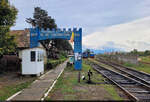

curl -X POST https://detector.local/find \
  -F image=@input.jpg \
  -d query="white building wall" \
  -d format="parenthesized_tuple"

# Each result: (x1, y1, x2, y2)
(22, 47, 45, 75)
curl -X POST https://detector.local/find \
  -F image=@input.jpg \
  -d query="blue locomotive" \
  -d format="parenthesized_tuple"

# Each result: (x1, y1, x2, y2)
(82, 51, 95, 58)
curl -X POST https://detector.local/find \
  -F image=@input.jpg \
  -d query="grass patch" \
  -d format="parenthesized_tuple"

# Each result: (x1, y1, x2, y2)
(46, 59, 123, 100)
(0, 80, 34, 100)
(82, 60, 105, 83)
(102, 84, 122, 100)
(46, 66, 78, 100)
(123, 62, 150, 74)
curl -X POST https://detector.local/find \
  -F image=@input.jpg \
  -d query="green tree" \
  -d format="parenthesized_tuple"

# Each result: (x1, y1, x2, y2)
(26, 7, 72, 58)
(54, 39, 72, 51)
(130, 49, 138, 55)
(144, 50, 150, 56)
(26, 7, 57, 29)
(0, 0, 18, 56)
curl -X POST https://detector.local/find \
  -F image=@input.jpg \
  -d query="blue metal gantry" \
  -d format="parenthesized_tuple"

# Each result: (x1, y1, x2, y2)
(29, 27, 82, 70)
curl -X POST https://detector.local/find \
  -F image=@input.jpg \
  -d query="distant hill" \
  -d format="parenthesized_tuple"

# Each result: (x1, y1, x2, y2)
(90, 49, 105, 54)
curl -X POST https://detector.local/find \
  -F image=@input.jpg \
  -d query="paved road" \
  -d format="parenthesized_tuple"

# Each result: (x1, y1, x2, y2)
(11, 60, 68, 101)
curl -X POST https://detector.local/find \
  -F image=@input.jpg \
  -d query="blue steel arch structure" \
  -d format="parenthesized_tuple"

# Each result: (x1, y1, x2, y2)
(30, 27, 82, 70)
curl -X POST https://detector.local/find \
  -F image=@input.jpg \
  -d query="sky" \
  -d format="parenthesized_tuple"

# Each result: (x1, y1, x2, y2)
(9, 0, 150, 52)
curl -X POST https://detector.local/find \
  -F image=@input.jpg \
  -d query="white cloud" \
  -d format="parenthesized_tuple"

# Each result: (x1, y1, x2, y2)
(83, 16, 150, 51)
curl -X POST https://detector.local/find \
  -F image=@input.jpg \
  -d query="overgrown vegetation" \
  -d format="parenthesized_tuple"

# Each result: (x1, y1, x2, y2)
(140, 56, 150, 63)
(45, 53, 67, 70)
(46, 57, 67, 69)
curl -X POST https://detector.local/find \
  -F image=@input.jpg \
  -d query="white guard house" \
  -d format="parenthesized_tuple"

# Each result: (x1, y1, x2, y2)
(22, 47, 45, 76)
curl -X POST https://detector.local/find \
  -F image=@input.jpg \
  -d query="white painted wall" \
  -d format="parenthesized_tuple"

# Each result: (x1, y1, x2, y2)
(22, 47, 45, 75)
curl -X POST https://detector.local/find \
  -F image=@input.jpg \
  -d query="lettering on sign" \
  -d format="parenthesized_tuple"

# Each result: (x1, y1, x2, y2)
(32, 33, 37, 37)
(51, 33, 70, 37)
(75, 34, 80, 37)
(41, 31, 71, 37)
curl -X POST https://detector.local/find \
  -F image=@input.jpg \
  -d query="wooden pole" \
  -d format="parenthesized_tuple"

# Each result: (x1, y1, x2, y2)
(78, 71, 81, 83)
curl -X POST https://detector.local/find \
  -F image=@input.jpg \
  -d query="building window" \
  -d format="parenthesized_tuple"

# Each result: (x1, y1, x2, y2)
(40, 52, 42, 61)
(37, 51, 44, 62)
(31, 51, 36, 61)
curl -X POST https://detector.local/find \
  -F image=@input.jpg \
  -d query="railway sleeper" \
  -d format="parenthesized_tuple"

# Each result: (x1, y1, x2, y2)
(114, 79, 133, 83)
(125, 88, 150, 93)
(130, 91, 150, 94)
(133, 94, 150, 100)
(116, 81, 137, 85)
(120, 84, 140, 87)
(111, 77, 126, 80)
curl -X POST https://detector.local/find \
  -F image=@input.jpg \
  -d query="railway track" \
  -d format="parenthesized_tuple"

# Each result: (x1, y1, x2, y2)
(96, 57, 150, 87)
(90, 62, 150, 101)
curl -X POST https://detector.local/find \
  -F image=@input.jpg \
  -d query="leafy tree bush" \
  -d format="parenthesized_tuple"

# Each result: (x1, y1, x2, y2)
(0, 0, 18, 56)
(130, 49, 150, 56)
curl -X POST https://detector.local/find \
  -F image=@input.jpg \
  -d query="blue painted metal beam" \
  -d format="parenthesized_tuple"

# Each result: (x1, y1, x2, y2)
(74, 28, 82, 70)
(30, 27, 82, 70)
